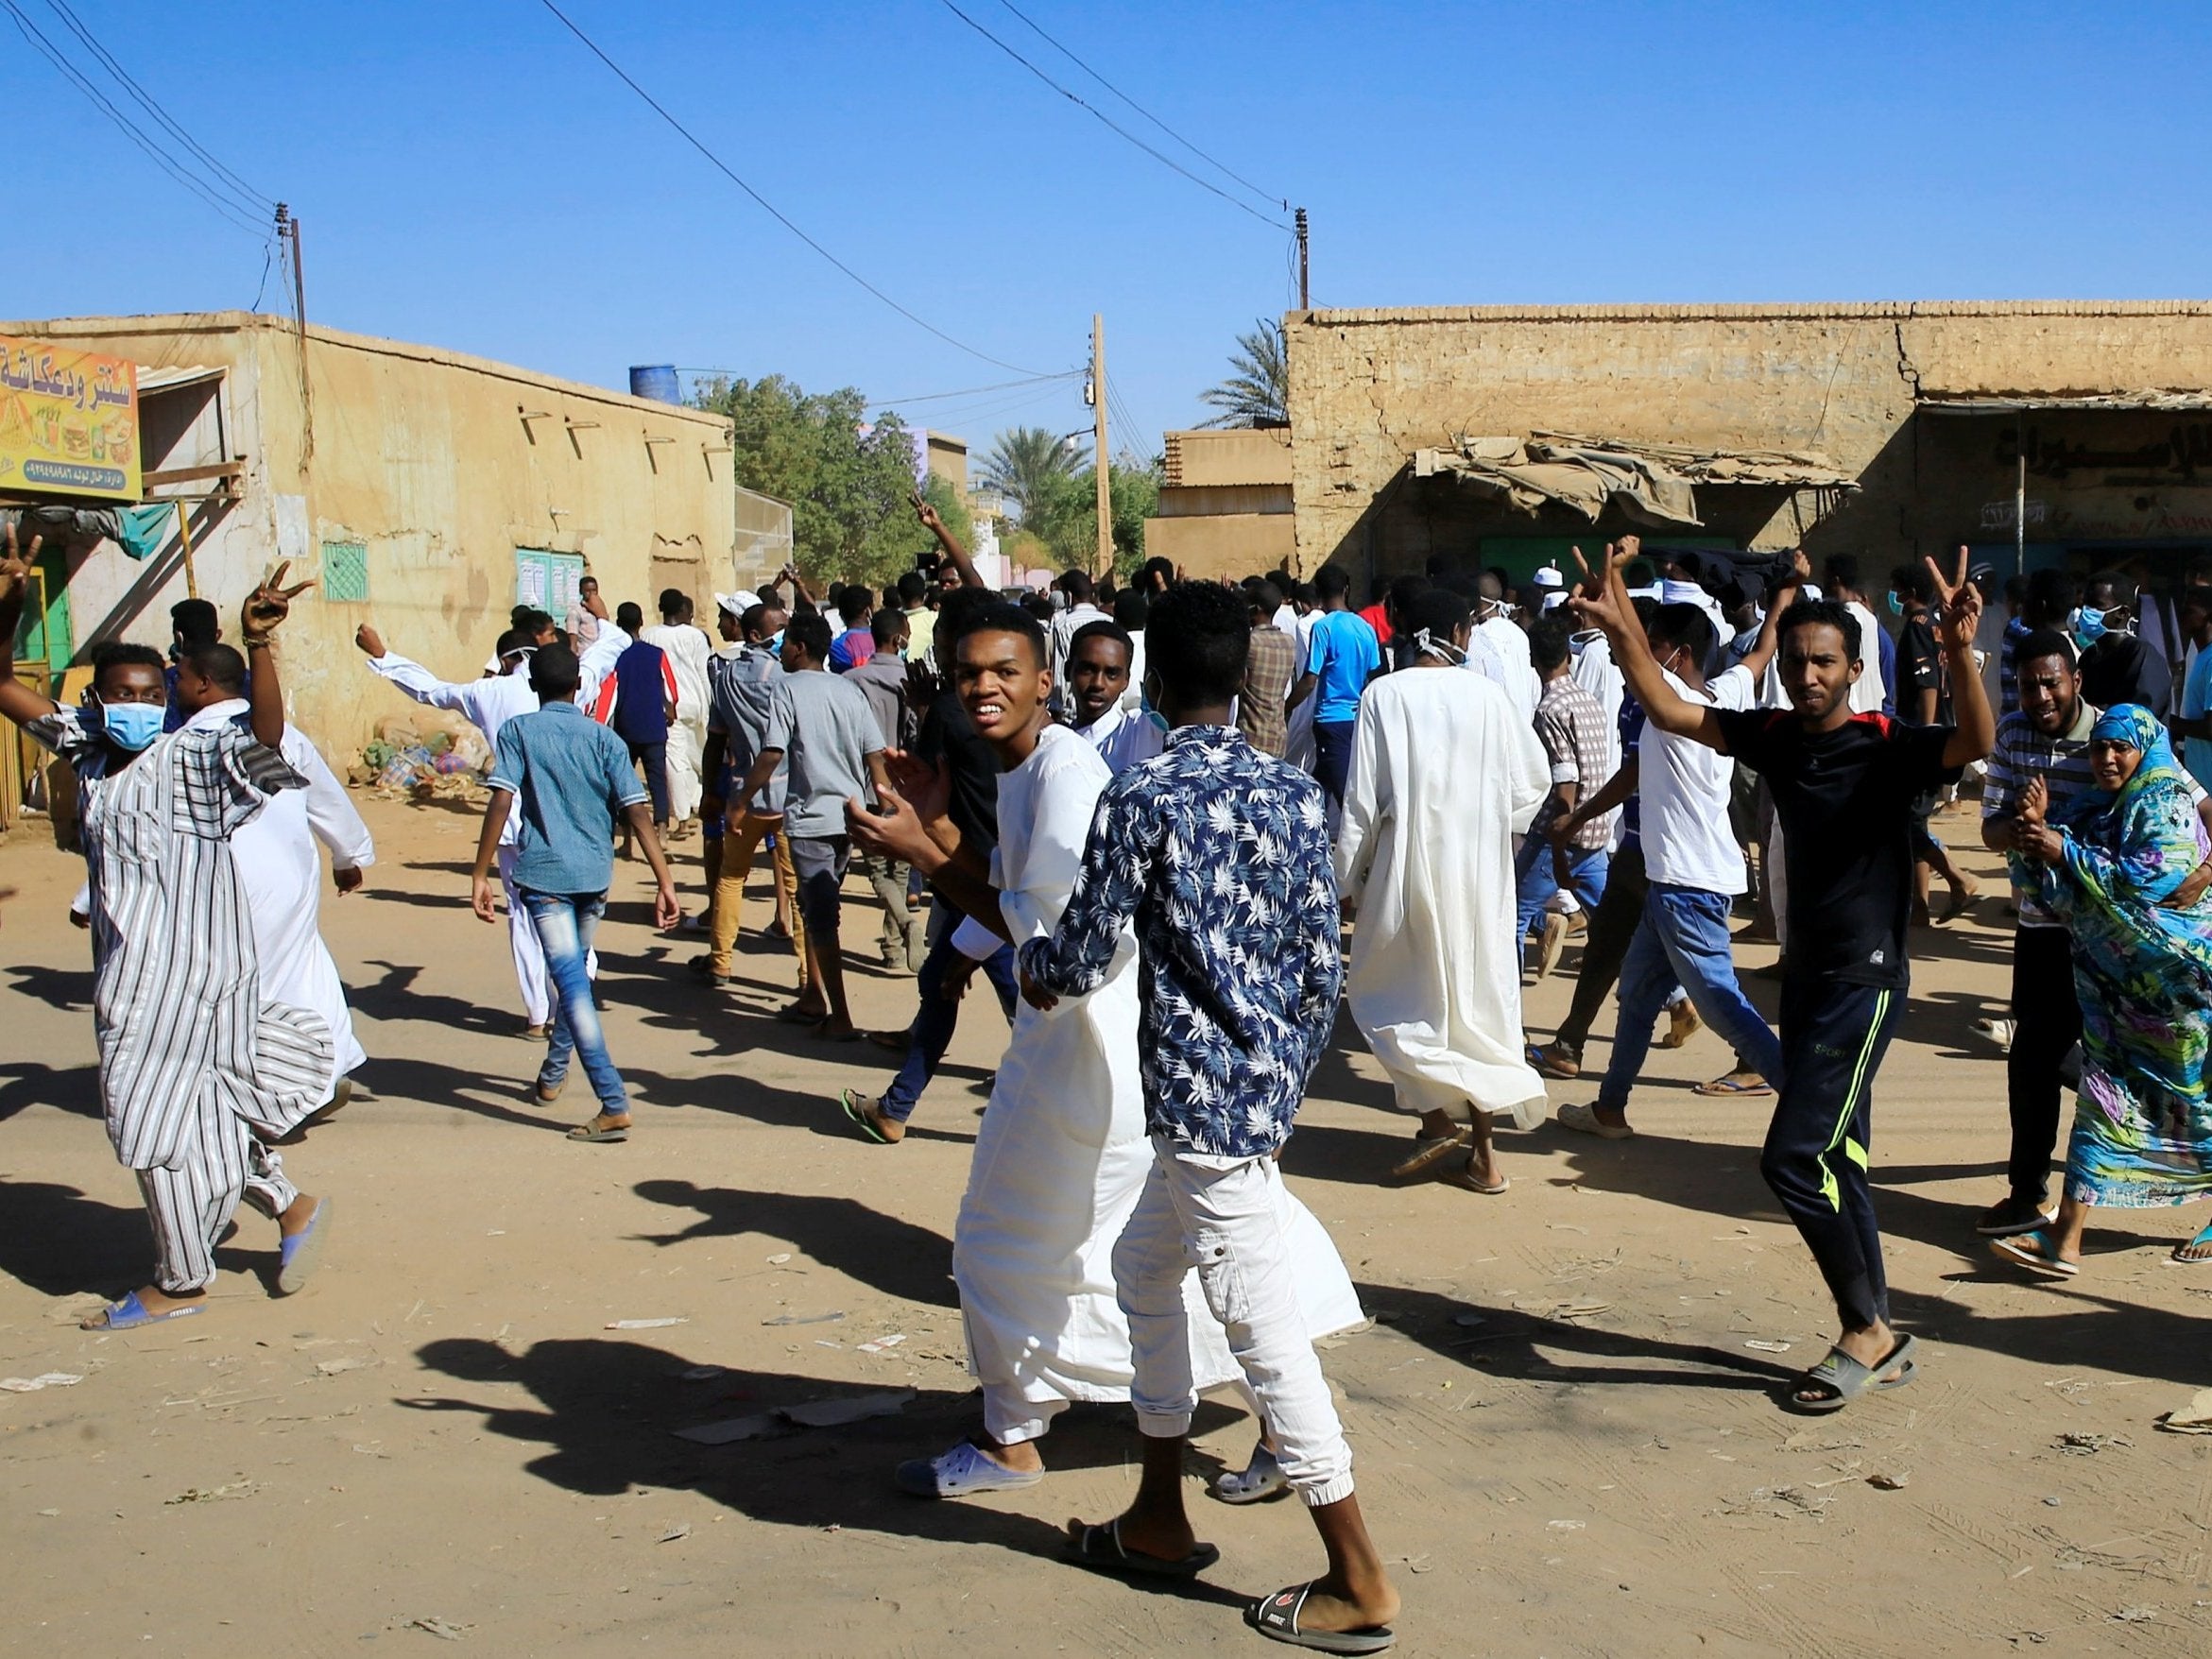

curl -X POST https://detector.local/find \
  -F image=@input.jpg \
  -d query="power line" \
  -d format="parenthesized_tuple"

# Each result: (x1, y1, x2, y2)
(866, 371, 1081, 407)
(2, 0, 268, 237)
(992, 0, 1287, 216)
(539, 0, 1045, 376)
(41, 0, 274, 214)
(935, 0, 1289, 230)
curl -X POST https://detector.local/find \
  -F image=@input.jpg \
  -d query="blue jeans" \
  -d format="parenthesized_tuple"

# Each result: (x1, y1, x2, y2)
(880, 907, 1018, 1124)
(521, 889, 627, 1112)
(1597, 882, 1783, 1114)
(1514, 836, 1609, 943)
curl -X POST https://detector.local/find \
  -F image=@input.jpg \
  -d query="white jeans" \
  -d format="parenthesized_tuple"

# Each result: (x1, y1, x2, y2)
(1113, 1138, 1355, 1508)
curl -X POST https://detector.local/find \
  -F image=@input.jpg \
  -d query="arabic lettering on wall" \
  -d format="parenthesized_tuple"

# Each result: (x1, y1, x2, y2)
(1996, 422, 2212, 481)
(0, 345, 133, 411)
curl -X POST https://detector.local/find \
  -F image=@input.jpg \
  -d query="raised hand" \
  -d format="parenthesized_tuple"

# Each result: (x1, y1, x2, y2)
(879, 748, 951, 827)
(354, 623, 386, 658)
(0, 524, 39, 613)
(1925, 544, 1982, 653)
(242, 560, 314, 640)
(1566, 543, 1629, 635)
(911, 489, 944, 534)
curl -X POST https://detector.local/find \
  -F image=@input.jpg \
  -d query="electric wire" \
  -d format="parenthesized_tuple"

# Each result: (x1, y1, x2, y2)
(991, 0, 1287, 215)
(3, 0, 269, 237)
(41, 0, 274, 214)
(864, 370, 1081, 407)
(538, 0, 1045, 375)
(935, 0, 1289, 230)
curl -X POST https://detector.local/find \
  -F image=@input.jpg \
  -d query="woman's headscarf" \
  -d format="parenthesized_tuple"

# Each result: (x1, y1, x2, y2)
(2056, 704, 2192, 832)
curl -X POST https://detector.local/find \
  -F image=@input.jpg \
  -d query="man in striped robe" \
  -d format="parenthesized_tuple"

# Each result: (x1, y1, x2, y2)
(0, 539, 334, 1330)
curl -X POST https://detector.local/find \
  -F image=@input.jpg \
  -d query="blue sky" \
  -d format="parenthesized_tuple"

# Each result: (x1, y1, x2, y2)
(9, 2, 2208, 458)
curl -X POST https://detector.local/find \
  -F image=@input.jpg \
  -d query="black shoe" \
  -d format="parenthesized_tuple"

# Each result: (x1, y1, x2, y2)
(1975, 1195, 2055, 1238)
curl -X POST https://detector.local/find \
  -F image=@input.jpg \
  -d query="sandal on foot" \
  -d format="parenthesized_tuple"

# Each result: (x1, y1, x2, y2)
(1528, 1042, 1582, 1081)
(1385, 1129, 1470, 1184)
(1063, 1518, 1219, 1580)
(894, 1440, 1043, 1499)
(1692, 1074, 1774, 1098)
(775, 1004, 829, 1025)
(531, 1077, 565, 1104)
(1657, 1004, 1703, 1050)
(1211, 1441, 1290, 1505)
(1246, 1582, 1397, 1654)
(2165, 1222, 2212, 1266)
(1441, 1155, 1509, 1196)
(1990, 1229, 2078, 1277)
(276, 1198, 333, 1296)
(1787, 1334, 1918, 1414)
(567, 1117, 630, 1143)
(840, 1089, 898, 1146)
(1937, 883, 1980, 925)
(80, 1291, 204, 1332)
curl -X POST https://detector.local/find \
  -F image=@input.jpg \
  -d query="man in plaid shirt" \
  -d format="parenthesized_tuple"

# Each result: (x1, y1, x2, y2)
(1238, 580, 1298, 758)
(1517, 615, 1615, 978)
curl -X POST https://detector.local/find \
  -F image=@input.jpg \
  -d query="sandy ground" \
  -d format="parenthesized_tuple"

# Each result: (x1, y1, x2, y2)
(3, 790, 2211, 1658)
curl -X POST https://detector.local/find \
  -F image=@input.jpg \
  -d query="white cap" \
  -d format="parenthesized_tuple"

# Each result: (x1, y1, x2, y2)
(1541, 590, 1570, 610)
(1659, 578, 1706, 607)
(1532, 565, 1565, 590)
(716, 590, 761, 617)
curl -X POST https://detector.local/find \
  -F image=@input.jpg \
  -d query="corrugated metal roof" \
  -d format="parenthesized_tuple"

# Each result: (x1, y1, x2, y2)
(1917, 389, 2212, 414)
(135, 363, 225, 394)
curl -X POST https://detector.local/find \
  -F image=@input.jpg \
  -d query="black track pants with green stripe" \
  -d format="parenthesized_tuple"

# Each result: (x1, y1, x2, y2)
(1758, 976, 1907, 1332)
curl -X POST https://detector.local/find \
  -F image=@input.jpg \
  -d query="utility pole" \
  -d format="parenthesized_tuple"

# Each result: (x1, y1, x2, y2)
(1295, 207, 1310, 309)
(276, 203, 314, 466)
(1090, 313, 1111, 578)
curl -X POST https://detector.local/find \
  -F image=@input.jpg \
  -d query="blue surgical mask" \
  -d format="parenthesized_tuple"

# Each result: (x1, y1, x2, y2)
(94, 699, 165, 752)
(2073, 606, 2108, 648)
(1886, 591, 1905, 617)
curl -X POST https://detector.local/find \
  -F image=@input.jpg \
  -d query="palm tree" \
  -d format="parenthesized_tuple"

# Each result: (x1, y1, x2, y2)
(981, 425, 1087, 520)
(1197, 318, 1289, 429)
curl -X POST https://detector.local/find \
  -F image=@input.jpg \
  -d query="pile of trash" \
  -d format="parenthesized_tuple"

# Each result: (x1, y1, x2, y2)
(352, 712, 492, 804)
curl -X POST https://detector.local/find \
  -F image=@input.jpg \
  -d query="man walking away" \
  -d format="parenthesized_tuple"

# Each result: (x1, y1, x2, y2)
(474, 644, 679, 1143)
(640, 589, 713, 833)
(1288, 563, 1382, 811)
(700, 599, 803, 989)
(592, 602, 678, 834)
(1240, 580, 1297, 758)
(733, 613, 893, 1040)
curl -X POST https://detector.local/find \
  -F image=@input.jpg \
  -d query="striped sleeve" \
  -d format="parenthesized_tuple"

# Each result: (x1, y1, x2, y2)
(178, 723, 307, 840)
(1982, 719, 2021, 817)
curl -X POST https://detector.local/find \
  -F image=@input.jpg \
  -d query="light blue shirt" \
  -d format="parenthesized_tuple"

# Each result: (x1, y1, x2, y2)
(489, 701, 647, 896)
(2184, 646, 2212, 790)
(1305, 609, 1381, 726)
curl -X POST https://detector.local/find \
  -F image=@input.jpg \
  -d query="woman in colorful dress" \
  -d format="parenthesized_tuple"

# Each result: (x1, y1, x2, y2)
(1994, 705, 2212, 1275)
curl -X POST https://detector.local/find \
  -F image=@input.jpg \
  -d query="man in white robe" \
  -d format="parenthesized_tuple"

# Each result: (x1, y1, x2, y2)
(1339, 588, 1552, 1193)
(176, 659, 373, 1109)
(640, 590, 713, 829)
(848, 603, 1361, 1500)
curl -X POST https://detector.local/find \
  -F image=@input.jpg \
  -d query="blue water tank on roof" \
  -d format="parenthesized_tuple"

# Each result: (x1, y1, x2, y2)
(629, 365, 680, 403)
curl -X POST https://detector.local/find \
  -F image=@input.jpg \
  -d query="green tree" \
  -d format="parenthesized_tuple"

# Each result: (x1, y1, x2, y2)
(692, 375, 920, 582)
(1197, 317, 1289, 429)
(980, 425, 1086, 519)
(857, 470, 973, 577)
(1023, 453, 1162, 577)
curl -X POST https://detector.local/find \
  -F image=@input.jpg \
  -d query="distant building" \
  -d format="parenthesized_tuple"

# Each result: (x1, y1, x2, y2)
(0, 310, 758, 768)
(1142, 427, 1295, 579)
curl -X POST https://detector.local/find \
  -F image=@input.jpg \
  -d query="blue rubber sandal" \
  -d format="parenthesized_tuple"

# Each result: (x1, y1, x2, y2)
(894, 1440, 1044, 1498)
(81, 1291, 205, 1331)
(277, 1197, 333, 1296)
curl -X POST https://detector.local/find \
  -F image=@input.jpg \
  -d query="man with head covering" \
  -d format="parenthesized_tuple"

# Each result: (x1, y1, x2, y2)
(1340, 587, 1552, 1192)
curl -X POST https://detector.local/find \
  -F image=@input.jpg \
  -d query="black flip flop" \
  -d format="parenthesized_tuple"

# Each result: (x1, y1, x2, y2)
(1787, 1334, 1917, 1414)
(1063, 1519, 1218, 1580)
(1246, 1582, 1396, 1653)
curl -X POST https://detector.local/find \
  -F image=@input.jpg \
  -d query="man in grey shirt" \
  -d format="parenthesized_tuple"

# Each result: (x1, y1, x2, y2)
(735, 611, 892, 1039)
(845, 608, 926, 972)
(700, 599, 798, 987)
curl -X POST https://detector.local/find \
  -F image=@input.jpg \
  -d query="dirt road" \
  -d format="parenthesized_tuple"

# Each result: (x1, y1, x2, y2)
(2, 795, 2207, 1656)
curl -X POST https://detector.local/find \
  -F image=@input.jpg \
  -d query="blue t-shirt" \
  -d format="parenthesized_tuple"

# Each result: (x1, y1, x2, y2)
(1305, 610, 1381, 726)
(2184, 646, 2212, 791)
(489, 701, 649, 896)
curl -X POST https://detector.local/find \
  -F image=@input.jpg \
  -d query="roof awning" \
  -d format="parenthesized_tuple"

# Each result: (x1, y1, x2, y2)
(135, 363, 225, 394)
(1410, 431, 1857, 527)
(1916, 389, 2212, 414)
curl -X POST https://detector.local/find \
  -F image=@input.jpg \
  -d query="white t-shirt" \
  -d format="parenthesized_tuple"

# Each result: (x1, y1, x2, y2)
(1638, 664, 1753, 895)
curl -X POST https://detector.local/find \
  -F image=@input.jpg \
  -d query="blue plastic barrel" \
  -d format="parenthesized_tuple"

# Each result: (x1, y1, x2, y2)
(629, 365, 680, 403)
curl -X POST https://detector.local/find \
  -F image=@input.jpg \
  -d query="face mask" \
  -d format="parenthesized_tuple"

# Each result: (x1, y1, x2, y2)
(1886, 591, 1904, 616)
(2072, 606, 2108, 648)
(94, 699, 165, 752)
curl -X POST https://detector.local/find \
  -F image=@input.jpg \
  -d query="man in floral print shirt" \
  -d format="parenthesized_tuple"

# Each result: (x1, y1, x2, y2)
(1020, 582, 1399, 1652)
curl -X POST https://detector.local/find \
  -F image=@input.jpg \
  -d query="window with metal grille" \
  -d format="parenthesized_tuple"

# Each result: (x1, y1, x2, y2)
(321, 539, 369, 603)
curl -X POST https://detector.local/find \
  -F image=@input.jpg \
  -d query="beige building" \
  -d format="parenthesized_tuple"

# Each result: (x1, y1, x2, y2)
(1, 311, 748, 764)
(1144, 426, 1295, 579)
(1284, 300, 2212, 594)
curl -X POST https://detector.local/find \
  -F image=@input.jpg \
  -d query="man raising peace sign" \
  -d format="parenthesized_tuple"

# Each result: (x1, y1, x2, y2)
(1571, 540, 1995, 1414)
